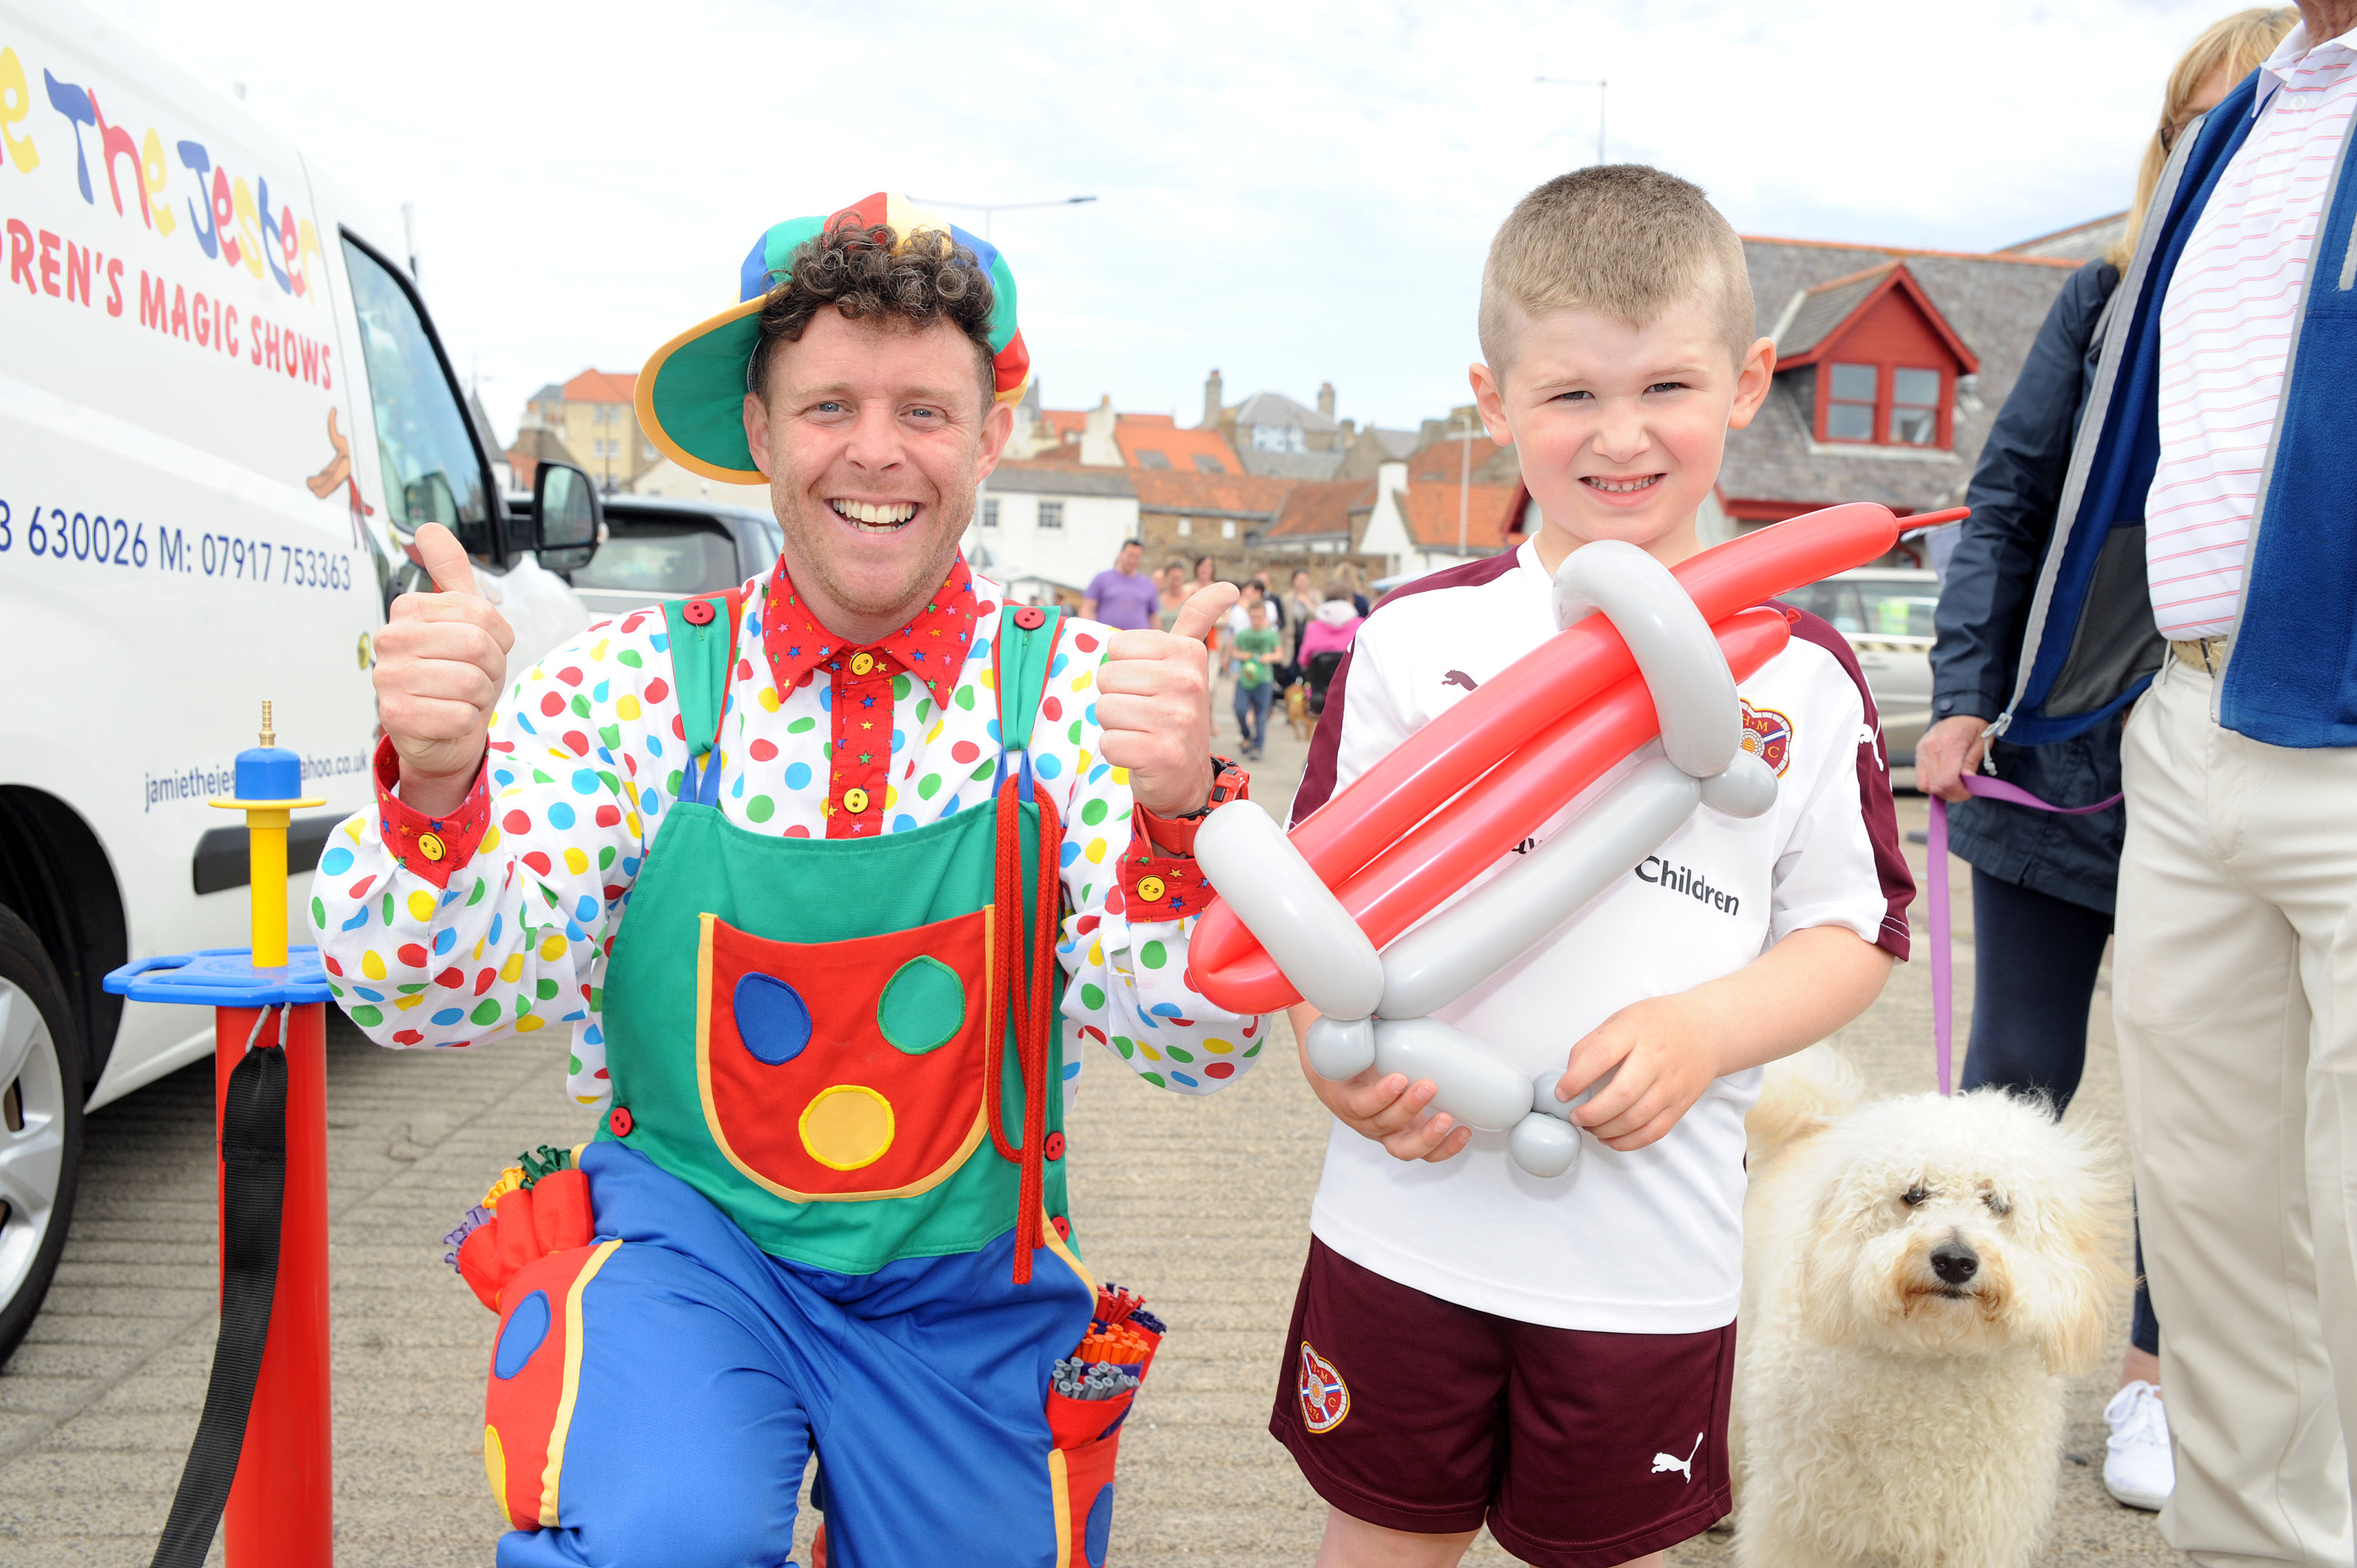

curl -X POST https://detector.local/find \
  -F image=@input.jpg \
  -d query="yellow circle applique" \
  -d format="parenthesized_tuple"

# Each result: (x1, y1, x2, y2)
(799, 1085, 895, 1170)
(1136, 875, 1165, 903)
(484, 1424, 509, 1522)
(842, 787, 871, 814)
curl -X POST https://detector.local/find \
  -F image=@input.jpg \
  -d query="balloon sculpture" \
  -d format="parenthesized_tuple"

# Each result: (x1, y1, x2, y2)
(1186, 503, 1955, 1177)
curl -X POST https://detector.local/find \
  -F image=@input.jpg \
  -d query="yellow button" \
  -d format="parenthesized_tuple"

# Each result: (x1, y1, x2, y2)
(842, 787, 871, 814)
(850, 652, 875, 676)
(417, 832, 446, 862)
(1136, 875, 1165, 902)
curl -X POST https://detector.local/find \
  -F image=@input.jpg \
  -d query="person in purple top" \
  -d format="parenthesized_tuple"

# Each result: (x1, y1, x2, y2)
(1081, 539, 1161, 631)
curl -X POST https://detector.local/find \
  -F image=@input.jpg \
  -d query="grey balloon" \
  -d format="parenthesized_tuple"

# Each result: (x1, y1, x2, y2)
(1305, 1014, 1377, 1080)
(1553, 541, 1739, 781)
(1369, 1016, 1535, 1131)
(1192, 799, 1385, 1022)
(1376, 757, 1702, 1022)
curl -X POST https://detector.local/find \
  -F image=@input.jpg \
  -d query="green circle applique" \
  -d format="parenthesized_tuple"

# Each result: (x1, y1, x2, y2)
(878, 957, 966, 1055)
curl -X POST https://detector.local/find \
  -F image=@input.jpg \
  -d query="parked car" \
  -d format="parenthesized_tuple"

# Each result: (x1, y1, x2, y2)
(1779, 567, 1939, 767)
(0, 0, 595, 1363)
(518, 494, 780, 618)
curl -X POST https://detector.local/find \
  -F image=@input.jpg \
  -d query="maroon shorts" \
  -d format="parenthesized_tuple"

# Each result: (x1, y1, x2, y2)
(1269, 1237, 1733, 1567)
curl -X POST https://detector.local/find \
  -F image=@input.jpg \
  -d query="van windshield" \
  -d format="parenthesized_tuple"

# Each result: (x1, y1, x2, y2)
(341, 237, 491, 558)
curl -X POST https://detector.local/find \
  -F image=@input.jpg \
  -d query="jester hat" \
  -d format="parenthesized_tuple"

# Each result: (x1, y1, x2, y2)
(636, 192, 1030, 483)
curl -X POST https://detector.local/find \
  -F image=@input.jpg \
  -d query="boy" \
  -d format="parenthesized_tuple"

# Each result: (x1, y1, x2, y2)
(1229, 597, 1282, 759)
(1273, 166, 1912, 1568)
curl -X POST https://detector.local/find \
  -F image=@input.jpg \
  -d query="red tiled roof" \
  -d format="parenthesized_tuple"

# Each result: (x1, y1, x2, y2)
(1116, 419, 1241, 475)
(1041, 409, 1088, 436)
(1396, 480, 1524, 550)
(1266, 479, 1375, 539)
(1131, 469, 1298, 517)
(561, 368, 638, 404)
(1407, 435, 1508, 483)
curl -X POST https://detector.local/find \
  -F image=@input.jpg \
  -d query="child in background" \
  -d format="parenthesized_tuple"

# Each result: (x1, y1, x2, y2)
(1226, 599, 1281, 760)
(1273, 166, 1911, 1568)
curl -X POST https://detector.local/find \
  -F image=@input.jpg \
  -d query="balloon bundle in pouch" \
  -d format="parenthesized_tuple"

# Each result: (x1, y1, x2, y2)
(1046, 1283, 1164, 1447)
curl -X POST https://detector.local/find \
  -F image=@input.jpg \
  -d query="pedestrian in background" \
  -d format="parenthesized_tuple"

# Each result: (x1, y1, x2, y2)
(1286, 568, 1319, 663)
(1080, 538, 1160, 630)
(1920, 7, 2295, 1518)
(1158, 563, 1189, 629)
(1226, 598, 1281, 760)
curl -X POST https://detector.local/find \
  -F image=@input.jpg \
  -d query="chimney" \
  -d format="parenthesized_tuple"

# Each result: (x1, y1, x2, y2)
(1080, 394, 1120, 467)
(1202, 368, 1224, 430)
(1338, 417, 1356, 441)
(1317, 382, 1336, 419)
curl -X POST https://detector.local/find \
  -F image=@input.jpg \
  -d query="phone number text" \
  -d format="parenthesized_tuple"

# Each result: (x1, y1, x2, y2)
(0, 500, 351, 590)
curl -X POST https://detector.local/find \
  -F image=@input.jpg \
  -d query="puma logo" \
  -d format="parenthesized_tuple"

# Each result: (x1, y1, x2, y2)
(1442, 669, 1479, 691)
(1651, 1432, 1704, 1482)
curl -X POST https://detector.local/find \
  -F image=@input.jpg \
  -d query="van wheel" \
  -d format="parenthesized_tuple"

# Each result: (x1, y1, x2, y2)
(0, 907, 81, 1366)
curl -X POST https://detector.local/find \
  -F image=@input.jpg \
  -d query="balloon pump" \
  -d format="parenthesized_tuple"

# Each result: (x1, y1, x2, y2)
(106, 701, 336, 1566)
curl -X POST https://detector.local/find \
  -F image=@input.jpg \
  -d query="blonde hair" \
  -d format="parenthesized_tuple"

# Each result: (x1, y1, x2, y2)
(2109, 8, 2298, 266)
(1479, 164, 1755, 375)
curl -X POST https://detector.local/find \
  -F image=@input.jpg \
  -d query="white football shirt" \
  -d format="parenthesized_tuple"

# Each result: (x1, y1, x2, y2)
(1292, 542, 1909, 1333)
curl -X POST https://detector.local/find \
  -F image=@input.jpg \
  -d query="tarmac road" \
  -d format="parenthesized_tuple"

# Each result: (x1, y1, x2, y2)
(0, 687, 2179, 1565)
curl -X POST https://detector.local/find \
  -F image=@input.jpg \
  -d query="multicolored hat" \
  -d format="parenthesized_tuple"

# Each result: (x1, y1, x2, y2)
(635, 192, 1030, 483)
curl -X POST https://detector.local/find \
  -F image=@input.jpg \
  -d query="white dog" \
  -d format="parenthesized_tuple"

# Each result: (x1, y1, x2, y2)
(1731, 1049, 2125, 1568)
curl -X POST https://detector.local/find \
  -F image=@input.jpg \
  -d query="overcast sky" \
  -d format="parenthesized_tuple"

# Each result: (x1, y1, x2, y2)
(95, 0, 2249, 440)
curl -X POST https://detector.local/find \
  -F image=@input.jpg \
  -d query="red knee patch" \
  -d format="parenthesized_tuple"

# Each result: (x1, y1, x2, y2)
(483, 1241, 616, 1530)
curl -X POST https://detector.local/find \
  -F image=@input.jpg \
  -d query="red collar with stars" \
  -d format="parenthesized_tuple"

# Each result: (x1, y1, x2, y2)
(759, 553, 983, 701)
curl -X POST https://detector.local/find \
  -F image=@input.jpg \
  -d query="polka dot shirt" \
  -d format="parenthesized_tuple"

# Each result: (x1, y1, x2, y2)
(309, 559, 1269, 1110)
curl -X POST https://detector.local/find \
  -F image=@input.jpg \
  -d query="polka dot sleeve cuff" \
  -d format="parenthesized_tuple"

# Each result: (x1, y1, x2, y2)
(371, 735, 490, 890)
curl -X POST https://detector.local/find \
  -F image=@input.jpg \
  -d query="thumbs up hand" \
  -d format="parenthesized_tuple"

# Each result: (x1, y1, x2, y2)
(1094, 581, 1240, 819)
(375, 523, 514, 815)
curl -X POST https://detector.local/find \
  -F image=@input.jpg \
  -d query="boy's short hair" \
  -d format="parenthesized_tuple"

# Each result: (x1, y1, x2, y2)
(1479, 165, 1755, 377)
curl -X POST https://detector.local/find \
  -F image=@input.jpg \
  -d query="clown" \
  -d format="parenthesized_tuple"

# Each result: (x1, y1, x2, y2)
(315, 195, 1264, 1566)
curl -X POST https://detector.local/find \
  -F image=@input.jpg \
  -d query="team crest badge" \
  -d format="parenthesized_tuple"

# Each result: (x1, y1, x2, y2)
(1297, 1341, 1351, 1434)
(1738, 701, 1794, 777)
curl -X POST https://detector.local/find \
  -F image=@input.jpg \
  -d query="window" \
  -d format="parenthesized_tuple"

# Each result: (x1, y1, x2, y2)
(569, 522, 738, 594)
(1781, 579, 1938, 639)
(1192, 454, 1226, 473)
(1251, 423, 1306, 453)
(1826, 364, 1876, 442)
(1038, 500, 1064, 530)
(341, 234, 492, 558)
(1136, 449, 1172, 469)
(1221, 520, 1236, 539)
(1176, 517, 1192, 536)
(1889, 368, 1941, 445)
(982, 498, 999, 528)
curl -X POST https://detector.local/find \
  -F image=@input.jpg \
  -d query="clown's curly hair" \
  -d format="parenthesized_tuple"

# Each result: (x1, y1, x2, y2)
(747, 215, 999, 405)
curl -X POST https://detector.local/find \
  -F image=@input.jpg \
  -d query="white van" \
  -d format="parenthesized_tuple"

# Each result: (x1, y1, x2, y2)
(0, 1, 598, 1358)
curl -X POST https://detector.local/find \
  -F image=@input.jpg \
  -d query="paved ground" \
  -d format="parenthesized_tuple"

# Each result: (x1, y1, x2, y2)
(0, 687, 2179, 1565)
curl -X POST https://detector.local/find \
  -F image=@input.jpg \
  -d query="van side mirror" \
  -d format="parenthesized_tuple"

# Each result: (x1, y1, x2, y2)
(533, 463, 601, 572)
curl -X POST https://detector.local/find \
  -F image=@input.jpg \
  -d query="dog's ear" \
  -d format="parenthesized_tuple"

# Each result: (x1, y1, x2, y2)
(2034, 1148, 2131, 1376)
(1748, 1048, 1862, 1161)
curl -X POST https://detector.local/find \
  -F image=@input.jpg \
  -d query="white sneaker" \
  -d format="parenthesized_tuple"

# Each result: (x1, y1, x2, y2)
(2103, 1380, 2174, 1511)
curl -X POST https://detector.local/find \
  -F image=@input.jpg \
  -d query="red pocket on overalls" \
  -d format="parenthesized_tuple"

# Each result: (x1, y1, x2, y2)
(1046, 1284, 1167, 1564)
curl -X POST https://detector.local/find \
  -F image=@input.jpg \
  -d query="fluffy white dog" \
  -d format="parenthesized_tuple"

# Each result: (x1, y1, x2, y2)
(1730, 1049, 2125, 1568)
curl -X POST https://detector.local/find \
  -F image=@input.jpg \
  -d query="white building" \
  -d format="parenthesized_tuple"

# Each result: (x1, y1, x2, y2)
(967, 462, 1141, 605)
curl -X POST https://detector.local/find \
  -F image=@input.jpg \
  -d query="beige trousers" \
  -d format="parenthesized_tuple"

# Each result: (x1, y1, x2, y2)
(2117, 656, 2357, 1567)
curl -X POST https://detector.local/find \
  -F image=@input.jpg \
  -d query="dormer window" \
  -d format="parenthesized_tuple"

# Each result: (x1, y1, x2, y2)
(1775, 261, 1974, 452)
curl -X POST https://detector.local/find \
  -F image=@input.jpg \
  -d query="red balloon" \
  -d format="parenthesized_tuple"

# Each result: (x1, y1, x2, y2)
(1186, 503, 1918, 1013)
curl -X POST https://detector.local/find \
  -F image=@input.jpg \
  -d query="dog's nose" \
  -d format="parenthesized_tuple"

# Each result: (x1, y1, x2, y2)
(1930, 1242, 1979, 1285)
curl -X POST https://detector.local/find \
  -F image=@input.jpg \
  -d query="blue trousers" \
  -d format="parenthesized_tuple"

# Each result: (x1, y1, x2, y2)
(1961, 870, 2159, 1355)
(1232, 681, 1273, 751)
(491, 1143, 1099, 1568)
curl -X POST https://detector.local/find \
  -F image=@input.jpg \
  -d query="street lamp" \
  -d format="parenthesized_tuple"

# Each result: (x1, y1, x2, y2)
(1536, 75, 1608, 164)
(908, 195, 1099, 241)
(1456, 409, 1480, 556)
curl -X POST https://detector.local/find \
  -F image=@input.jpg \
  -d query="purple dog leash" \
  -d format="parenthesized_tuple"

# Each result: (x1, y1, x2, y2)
(1927, 776, 2122, 1095)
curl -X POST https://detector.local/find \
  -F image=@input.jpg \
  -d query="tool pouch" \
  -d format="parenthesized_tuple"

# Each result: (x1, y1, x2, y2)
(1045, 1283, 1165, 1566)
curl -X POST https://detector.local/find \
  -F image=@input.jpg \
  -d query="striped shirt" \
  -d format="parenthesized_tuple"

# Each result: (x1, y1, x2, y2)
(2146, 23, 2357, 640)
